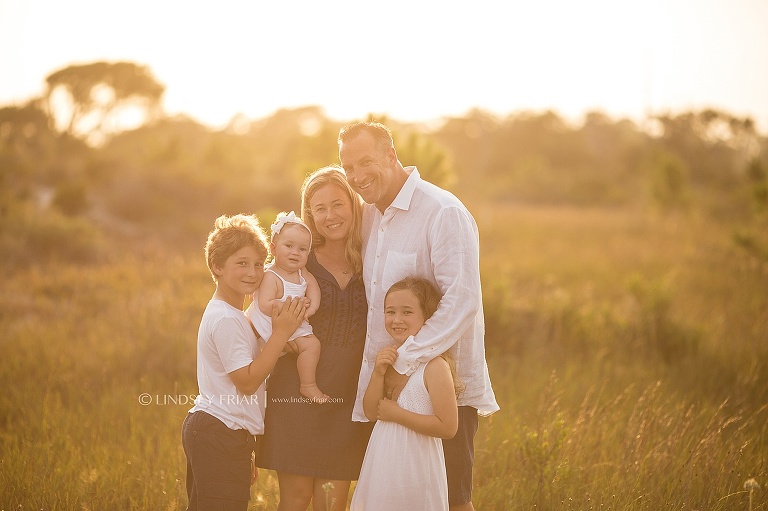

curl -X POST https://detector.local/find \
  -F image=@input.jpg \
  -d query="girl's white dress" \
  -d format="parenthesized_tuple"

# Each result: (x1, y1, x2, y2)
(246, 268, 313, 341)
(351, 362, 448, 511)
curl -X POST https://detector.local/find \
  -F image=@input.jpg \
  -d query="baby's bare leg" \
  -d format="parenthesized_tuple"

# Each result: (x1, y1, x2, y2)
(295, 335, 328, 403)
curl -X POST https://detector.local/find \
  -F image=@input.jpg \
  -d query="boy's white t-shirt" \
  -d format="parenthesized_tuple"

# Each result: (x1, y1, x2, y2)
(188, 299, 266, 435)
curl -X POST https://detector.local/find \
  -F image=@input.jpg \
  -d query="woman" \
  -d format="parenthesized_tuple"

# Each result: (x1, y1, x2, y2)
(256, 166, 373, 511)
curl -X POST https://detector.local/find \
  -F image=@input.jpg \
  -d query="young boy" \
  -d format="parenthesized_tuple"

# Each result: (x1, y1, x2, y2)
(181, 214, 307, 511)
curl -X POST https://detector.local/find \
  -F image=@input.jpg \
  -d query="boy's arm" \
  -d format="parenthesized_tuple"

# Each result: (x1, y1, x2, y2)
(376, 357, 458, 439)
(229, 297, 307, 395)
(303, 270, 321, 317)
(257, 272, 281, 316)
(363, 346, 398, 421)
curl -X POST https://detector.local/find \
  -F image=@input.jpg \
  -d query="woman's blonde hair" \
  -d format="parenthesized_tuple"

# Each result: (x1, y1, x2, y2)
(300, 165, 364, 274)
(205, 214, 268, 282)
(385, 276, 465, 398)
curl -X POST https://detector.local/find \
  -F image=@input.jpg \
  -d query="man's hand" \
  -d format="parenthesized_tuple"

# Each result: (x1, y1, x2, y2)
(384, 365, 410, 402)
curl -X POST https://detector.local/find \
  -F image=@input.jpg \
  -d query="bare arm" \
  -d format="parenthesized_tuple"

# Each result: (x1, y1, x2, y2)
(229, 297, 307, 395)
(376, 357, 458, 439)
(257, 271, 281, 316)
(303, 269, 321, 317)
(363, 346, 398, 421)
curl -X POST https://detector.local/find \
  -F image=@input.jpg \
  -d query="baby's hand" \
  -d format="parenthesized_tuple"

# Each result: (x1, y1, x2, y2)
(374, 346, 398, 376)
(376, 398, 400, 422)
(303, 297, 317, 319)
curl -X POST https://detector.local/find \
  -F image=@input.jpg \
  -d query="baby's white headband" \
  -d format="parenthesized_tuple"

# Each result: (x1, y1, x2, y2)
(270, 211, 312, 244)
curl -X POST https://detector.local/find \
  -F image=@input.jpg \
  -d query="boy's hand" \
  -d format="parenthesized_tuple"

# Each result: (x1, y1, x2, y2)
(271, 297, 306, 338)
(373, 346, 398, 376)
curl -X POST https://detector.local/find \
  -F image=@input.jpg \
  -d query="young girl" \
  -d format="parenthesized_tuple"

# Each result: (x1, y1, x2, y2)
(182, 214, 306, 510)
(351, 277, 460, 511)
(246, 211, 328, 403)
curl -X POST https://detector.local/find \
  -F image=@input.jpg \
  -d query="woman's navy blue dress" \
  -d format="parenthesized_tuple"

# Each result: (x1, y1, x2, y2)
(256, 251, 372, 479)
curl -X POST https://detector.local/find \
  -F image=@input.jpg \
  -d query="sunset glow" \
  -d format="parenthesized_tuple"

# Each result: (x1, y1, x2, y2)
(1, 0, 767, 130)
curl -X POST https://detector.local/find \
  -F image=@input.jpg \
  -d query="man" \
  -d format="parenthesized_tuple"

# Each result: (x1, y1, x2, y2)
(339, 121, 499, 511)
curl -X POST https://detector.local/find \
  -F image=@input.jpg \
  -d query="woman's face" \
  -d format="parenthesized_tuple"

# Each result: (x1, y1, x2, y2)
(308, 183, 354, 243)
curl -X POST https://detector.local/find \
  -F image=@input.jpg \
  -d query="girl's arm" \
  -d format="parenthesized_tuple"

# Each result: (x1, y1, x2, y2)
(376, 357, 458, 439)
(229, 297, 307, 395)
(303, 270, 321, 317)
(257, 271, 281, 316)
(363, 346, 398, 421)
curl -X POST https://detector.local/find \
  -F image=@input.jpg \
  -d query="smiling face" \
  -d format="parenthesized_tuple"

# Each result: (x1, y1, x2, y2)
(339, 131, 399, 210)
(270, 223, 311, 273)
(384, 288, 427, 346)
(213, 245, 266, 308)
(308, 183, 354, 243)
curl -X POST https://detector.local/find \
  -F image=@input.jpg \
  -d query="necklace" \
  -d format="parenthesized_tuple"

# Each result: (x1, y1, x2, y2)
(316, 250, 352, 275)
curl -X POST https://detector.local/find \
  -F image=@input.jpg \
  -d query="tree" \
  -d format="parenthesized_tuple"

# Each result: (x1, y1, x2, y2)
(45, 61, 165, 145)
(0, 100, 60, 196)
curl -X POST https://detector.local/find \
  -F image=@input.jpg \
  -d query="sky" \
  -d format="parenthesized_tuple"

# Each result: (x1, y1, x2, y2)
(1, 0, 767, 132)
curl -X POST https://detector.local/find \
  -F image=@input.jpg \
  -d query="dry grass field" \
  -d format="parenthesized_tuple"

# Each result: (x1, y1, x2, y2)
(1, 204, 766, 510)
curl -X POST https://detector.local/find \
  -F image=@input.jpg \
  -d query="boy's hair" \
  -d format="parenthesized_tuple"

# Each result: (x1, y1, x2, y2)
(385, 276, 465, 398)
(205, 214, 268, 282)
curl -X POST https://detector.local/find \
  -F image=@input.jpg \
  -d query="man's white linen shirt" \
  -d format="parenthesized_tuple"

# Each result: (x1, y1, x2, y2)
(352, 167, 499, 422)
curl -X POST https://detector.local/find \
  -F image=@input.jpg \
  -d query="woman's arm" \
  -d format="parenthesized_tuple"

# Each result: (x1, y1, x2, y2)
(229, 297, 307, 395)
(303, 270, 321, 318)
(376, 357, 458, 439)
(257, 271, 281, 316)
(363, 346, 398, 421)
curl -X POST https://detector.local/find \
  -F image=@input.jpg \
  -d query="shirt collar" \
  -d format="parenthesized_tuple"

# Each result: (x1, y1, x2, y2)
(389, 166, 420, 211)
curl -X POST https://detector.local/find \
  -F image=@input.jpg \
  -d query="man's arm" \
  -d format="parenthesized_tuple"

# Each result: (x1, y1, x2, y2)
(393, 205, 482, 375)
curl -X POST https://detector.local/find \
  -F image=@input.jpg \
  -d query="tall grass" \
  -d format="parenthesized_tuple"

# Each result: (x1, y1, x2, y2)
(1, 205, 766, 510)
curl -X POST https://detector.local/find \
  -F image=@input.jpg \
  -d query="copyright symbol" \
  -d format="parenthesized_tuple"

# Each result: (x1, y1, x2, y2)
(138, 393, 152, 406)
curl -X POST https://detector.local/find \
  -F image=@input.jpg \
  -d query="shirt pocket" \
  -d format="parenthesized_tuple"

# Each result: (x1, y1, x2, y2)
(382, 251, 417, 293)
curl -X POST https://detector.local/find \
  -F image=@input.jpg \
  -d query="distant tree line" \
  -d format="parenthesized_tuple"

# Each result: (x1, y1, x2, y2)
(1, 61, 767, 269)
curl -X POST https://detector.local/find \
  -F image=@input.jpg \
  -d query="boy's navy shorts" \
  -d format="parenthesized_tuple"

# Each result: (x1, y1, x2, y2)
(182, 411, 257, 511)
